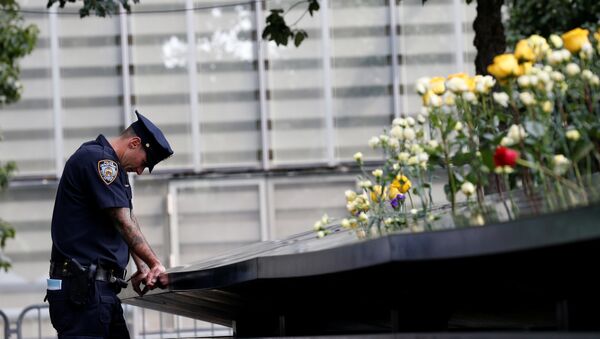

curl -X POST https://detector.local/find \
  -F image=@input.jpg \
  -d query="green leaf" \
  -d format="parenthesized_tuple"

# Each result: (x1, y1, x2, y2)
(523, 120, 545, 138)
(294, 30, 308, 47)
(451, 152, 475, 167)
(308, 0, 320, 16)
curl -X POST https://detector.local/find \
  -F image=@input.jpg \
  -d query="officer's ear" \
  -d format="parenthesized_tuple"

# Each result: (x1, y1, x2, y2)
(128, 136, 142, 149)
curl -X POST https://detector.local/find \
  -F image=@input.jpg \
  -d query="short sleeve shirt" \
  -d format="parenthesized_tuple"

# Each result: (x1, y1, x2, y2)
(51, 135, 131, 269)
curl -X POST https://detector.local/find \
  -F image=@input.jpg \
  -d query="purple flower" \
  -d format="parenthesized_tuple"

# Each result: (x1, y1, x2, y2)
(390, 194, 405, 209)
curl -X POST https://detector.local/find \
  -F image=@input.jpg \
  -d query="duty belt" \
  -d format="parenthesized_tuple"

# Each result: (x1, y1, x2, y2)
(50, 261, 126, 282)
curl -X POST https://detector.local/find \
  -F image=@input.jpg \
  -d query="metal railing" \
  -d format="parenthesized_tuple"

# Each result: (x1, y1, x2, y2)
(1, 304, 231, 339)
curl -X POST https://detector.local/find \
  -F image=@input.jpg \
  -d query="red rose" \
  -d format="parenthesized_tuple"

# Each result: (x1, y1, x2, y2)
(493, 146, 519, 167)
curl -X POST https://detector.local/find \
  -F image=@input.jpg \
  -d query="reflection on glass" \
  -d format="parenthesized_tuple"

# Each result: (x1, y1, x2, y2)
(267, 0, 327, 165)
(0, 9, 55, 175)
(130, 0, 193, 170)
(195, 3, 260, 168)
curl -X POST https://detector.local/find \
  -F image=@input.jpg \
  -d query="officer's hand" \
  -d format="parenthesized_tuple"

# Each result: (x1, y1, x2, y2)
(144, 264, 168, 290)
(130, 270, 149, 297)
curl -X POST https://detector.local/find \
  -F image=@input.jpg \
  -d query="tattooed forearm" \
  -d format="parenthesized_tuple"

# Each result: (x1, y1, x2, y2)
(107, 207, 160, 268)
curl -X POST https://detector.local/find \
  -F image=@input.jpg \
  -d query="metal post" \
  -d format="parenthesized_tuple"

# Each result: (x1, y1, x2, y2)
(319, 0, 336, 166)
(167, 187, 180, 268)
(397, 1, 409, 115)
(389, 0, 401, 118)
(258, 180, 269, 241)
(452, 0, 465, 73)
(255, 0, 271, 170)
(185, 0, 202, 172)
(49, 5, 64, 178)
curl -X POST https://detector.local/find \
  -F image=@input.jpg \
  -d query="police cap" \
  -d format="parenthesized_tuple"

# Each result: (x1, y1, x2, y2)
(130, 110, 174, 173)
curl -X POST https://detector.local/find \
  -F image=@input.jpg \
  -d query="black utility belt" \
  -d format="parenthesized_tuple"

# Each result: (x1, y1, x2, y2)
(48, 259, 128, 306)
(50, 260, 126, 281)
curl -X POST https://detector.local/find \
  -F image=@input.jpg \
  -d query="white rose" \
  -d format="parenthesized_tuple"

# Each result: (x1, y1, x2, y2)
(560, 49, 571, 61)
(462, 91, 477, 103)
(403, 127, 416, 141)
(580, 43, 594, 60)
(368, 136, 380, 148)
(566, 129, 581, 141)
(591, 75, 600, 86)
(313, 221, 323, 231)
(415, 77, 430, 95)
(446, 77, 468, 93)
(443, 92, 456, 106)
(565, 63, 580, 76)
(345, 190, 357, 201)
(428, 140, 439, 148)
(406, 117, 416, 126)
(582, 69, 594, 81)
(493, 92, 509, 107)
(417, 152, 429, 162)
(388, 137, 400, 149)
(390, 126, 404, 139)
(519, 92, 536, 106)
(460, 181, 476, 196)
(407, 156, 418, 165)
(358, 212, 369, 222)
(397, 152, 410, 162)
(454, 121, 463, 131)
(549, 34, 563, 48)
(507, 124, 527, 143)
(372, 169, 383, 178)
(428, 93, 442, 107)
(552, 154, 571, 175)
(500, 136, 515, 146)
(353, 152, 363, 162)
(341, 218, 351, 228)
(410, 144, 423, 154)
(551, 71, 565, 82)
(517, 76, 531, 88)
(417, 114, 426, 124)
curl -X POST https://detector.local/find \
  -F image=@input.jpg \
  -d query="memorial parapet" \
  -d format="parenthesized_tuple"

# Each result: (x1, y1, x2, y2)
(121, 202, 600, 337)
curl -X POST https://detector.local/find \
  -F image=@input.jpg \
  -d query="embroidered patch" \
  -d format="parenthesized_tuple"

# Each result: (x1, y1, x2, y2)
(98, 160, 118, 185)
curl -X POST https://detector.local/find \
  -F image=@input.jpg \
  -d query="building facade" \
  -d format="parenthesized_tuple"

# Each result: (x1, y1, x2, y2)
(0, 0, 477, 336)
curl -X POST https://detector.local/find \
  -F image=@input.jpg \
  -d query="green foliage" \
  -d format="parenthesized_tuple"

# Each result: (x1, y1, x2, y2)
(506, 0, 600, 46)
(46, 0, 139, 17)
(1, 0, 36, 271)
(0, 0, 38, 106)
(262, 0, 319, 47)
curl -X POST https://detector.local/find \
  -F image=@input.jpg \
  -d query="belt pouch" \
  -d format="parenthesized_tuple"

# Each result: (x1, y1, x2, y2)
(68, 259, 91, 306)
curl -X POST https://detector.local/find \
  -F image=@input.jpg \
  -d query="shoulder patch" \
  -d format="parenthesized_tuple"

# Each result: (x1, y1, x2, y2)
(97, 160, 119, 185)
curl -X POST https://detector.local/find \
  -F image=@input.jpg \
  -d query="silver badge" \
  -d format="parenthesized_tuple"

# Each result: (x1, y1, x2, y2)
(97, 160, 118, 185)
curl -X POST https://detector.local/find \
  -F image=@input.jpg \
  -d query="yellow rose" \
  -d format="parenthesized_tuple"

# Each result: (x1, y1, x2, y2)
(390, 175, 412, 195)
(370, 185, 387, 202)
(561, 28, 589, 53)
(595, 30, 600, 49)
(487, 54, 519, 79)
(514, 39, 535, 62)
(429, 77, 446, 95)
(515, 62, 533, 76)
(448, 73, 475, 92)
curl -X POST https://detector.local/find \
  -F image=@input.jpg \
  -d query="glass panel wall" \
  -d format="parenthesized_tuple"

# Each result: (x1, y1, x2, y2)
(129, 0, 193, 171)
(58, 15, 123, 158)
(397, 0, 467, 115)
(174, 180, 263, 264)
(331, 0, 392, 161)
(194, 1, 261, 168)
(0, 8, 54, 176)
(266, 0, 328, 165)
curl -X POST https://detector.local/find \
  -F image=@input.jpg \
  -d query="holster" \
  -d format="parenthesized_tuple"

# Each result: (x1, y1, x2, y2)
(68, 258, 95, 307)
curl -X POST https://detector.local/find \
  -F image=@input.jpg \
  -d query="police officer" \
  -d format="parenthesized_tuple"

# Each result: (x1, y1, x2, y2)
(47, 111, 173, 338)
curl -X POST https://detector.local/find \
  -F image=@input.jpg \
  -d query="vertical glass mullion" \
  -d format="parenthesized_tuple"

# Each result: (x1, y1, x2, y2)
(255, 0, 271, 170)
(389, 0, 401, 118)
(119, 6, 133, 127)
(49, 7, 63, 178)
(186, 0, 202, 172)
(452, 0, 465, 73)
(320, 0, 335, 166)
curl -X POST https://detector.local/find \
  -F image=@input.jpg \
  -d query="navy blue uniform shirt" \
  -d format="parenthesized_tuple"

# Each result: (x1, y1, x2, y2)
(51, 135, 131, 269)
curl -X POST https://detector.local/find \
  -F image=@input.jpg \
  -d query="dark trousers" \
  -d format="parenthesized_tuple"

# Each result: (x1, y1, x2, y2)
(46, 279, 130, 339)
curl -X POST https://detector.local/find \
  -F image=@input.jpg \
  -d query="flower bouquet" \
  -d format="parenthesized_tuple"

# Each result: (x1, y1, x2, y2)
(314, 27, 600, 238)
